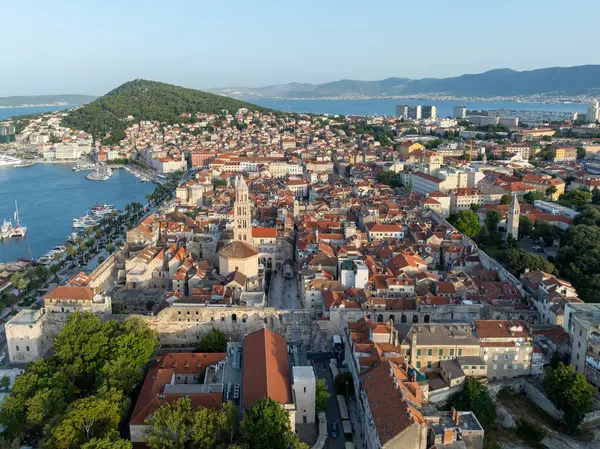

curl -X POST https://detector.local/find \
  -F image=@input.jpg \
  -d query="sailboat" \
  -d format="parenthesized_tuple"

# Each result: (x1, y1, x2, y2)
(2, 200, 28, 238)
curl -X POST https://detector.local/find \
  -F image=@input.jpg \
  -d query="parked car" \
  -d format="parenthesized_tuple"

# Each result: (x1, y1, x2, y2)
(331, 422, 338, 439)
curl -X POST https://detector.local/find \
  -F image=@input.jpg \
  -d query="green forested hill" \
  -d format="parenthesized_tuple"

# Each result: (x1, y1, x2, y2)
(61, 79, 271, 142)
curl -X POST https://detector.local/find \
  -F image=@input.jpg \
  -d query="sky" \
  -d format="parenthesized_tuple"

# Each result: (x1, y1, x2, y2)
(2, 0, 600, 97)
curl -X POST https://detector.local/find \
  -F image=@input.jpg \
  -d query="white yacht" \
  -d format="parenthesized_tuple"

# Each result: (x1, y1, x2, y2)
(0, 154, 23, 167)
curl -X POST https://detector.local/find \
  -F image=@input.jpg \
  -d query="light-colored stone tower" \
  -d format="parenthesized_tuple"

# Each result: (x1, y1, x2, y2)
(233, 176, 253, 243)
(506, 195, 520, 240)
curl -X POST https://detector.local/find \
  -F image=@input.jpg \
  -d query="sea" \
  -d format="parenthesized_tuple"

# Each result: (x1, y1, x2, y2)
(0, 98, 588, 263)
(0, 164, 154, 263)
(249, 98, 587, 117)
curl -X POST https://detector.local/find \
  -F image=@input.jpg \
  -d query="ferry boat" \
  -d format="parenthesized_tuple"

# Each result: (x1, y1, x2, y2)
(0, 200, 27, 239)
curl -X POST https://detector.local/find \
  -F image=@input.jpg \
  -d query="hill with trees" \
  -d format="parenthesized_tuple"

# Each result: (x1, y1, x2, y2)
(61, 79, 271, 142)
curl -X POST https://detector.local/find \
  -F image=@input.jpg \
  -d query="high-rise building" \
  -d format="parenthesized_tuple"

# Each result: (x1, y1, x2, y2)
(453, 106, 467, 119)
(587, 100, 599, 124)
(0, 124, 16, 144)
(395, 105, 409, 118)
(407, 105, 422, 120)
(422, 105, 437, 119)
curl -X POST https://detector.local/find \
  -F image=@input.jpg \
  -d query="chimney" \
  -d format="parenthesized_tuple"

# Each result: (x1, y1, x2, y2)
(451, 407, 457, 422)
(443, 428, 455, 445)
(455, 409, 460, 426)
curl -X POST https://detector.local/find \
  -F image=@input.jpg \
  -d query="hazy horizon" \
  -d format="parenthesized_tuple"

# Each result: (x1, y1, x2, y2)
(3, 0, 600, 97)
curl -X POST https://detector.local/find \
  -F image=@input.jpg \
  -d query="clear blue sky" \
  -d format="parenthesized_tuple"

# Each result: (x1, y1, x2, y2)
(2, 0, 600, 96)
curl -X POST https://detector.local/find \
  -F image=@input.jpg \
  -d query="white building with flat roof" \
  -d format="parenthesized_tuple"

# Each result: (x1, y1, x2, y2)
(292, 366, 316, 424)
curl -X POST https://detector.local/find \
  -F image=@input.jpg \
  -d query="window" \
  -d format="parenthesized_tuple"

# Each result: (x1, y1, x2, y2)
(304, 387, 306, 393)
(480, 366, 485, 369)
(439, 349, 444, 357)
(458, 349, 462, 356)
(427, 348, 433, 356)
(427, 361, 432, 369)
(417, 349, 422, 357)
(493, 364, 497, 370)
(449, 349, 455, 356)
(416, 361, 421, 368)
(15, 346, 19, 351)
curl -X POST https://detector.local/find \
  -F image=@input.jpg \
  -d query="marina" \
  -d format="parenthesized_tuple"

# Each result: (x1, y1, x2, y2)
(0, 163, 154, 262)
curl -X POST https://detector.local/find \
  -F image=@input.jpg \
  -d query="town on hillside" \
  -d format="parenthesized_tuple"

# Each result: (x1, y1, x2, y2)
(2, 99, 600, 449)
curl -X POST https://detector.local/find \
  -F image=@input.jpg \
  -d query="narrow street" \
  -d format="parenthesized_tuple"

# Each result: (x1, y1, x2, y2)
(309, 353, 346, 449)
(268, 269, 301, 310)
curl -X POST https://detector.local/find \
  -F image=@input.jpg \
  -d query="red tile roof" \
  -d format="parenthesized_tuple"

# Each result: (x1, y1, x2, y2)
(242, 329, 292, 408)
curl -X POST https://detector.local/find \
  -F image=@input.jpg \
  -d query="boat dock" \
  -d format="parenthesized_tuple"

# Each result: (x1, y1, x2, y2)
(86, 163, 113, 181)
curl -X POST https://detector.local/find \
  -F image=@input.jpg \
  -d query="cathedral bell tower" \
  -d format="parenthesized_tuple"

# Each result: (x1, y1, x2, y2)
(233, 176, 253, 243)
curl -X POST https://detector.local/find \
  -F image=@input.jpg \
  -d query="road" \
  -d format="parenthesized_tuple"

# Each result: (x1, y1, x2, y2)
(268, 269, 301, 310)
(310, 355, 346, 449)
(519, 237, 558, 259)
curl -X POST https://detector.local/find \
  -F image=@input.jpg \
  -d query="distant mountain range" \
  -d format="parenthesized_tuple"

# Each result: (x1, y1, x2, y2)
(209, 65, 600, 99)
(0, 94, 97, 108)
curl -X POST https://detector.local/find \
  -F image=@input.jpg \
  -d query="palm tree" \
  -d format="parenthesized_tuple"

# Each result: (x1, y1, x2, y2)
(34, 265, 49, 282)
(10, 272, 27, 296)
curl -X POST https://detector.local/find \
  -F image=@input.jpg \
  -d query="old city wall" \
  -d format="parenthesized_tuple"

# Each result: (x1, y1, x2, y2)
(142, 305, 319, 346)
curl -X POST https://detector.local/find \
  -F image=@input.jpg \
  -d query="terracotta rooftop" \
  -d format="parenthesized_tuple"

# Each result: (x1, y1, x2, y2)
(218, 240, 258, 259)
(44, 285, 95, 301)
(242, 329, 292, 408)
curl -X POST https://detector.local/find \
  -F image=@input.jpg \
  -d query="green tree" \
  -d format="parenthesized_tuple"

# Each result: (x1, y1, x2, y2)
(144, 397, 192, 449)
(47, 389, 127, 449)
(448, 378, 496, 430)
(502, 248, 556, 276)
(197, 328, 228, 353)
(518, 216, 534, 238)
(545, 185, 558, 197)
(100, 317, 157, 393)
(34, 265, 49, 282)
(0, 376, 9, 391)
(81, 431, 132, 449)
(499, 194, 512, 205)
(523, 190, 545, 204)
(222, 401, 238, 444)
(559, 189, 592, 207)
(450, 210, 481, 239)
(9, 273, 26, 296)
(315, 378, 331, 413)
(574, 205, 600, 226)
(470, 203, 481, 212)
(592, 187, 600, 205)
(484, 210, 503, 235)
(189, 407, 227, 449)
(577, 147, 586, 159)
(543, 362, 595, 433)
(212, 179, 228, 188)
(515, 419, 546, 448)
(241, 398, 308, 449)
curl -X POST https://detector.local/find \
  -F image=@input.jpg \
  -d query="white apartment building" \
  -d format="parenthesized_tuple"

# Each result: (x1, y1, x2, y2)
(587, 100, 599, 124)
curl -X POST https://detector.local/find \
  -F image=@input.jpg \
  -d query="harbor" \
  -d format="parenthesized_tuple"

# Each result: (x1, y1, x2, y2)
(85, 163, 113, 181)
(0, 163, 154, 262)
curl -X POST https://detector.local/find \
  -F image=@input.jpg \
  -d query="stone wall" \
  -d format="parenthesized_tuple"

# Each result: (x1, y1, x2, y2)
(143, 305, 318, 347)
(522, 381, 564, 421)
